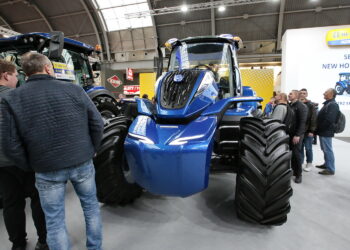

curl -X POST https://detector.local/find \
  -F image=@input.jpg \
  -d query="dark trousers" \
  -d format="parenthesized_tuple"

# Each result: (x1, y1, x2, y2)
(0, 167, 47, 247)
(290, 135, 304, 178)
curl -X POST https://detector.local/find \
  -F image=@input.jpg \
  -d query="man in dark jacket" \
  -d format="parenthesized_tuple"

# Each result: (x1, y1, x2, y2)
(0, 59, 48, 250)
(299, 88, 317, 172)
(1, 52, 104, 250)
(315, 88, 339, 175)
(288, 90, 308, 183)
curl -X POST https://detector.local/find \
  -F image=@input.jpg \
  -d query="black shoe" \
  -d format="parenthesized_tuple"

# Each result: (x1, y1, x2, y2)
(35, 242, 49, 250)
(316, 164, 326, 169)
(318, 169, 335, 175)
(12, 244, 26, 250)
(295, 176, 302, 183)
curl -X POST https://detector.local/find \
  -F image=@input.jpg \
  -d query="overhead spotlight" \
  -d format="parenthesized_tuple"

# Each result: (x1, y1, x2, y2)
(218, 5, 226, 12)
(181, 5, 188, 12)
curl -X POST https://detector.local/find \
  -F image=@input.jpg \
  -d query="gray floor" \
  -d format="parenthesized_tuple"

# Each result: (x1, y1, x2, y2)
(1, 139, 350, 250)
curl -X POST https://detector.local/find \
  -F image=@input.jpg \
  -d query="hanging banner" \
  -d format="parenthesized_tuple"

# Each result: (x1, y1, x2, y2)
(107, 75, 122, 88)
(126, 68, 134, 81)
(124, 85, 140, 95)
(326, 28, 350, 46)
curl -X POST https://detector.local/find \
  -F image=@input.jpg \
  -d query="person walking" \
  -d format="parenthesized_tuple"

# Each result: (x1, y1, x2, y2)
(288, 90, 307, 183)
(315, 88, 339, 175)
(0, 59, 48, 250)
(1, 52, 104, 250)
(299, 88, 317, 172)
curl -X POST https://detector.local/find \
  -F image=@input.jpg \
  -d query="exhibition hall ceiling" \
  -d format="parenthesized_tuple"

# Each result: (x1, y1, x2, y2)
(0, 0, 349, 62)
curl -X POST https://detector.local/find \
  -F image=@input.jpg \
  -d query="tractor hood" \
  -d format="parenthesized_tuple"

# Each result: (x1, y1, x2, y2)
(155, 69, 218, 121)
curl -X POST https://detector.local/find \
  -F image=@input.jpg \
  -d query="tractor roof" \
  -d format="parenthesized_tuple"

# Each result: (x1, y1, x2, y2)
(180, 35, 237, 44)
(339, 72, 350, 75)
(0, 32, 94, 54)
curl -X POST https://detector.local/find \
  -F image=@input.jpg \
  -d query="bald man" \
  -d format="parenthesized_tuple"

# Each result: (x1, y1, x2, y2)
(315, 88, 339, 175)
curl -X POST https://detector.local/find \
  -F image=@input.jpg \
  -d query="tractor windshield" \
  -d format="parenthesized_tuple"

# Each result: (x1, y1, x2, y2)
(340, 74, 350, 81)
(168, 42, 234, 83)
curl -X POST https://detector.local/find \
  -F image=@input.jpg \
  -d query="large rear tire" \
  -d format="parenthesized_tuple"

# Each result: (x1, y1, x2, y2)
(235, 117, 293, 225)
(93, 96, 120, 119)
(94, 116, 142, 205)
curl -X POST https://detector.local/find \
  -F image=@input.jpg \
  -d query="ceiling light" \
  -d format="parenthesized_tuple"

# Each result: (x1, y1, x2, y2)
(181, 5, 188, 12)
(218, 5, 226, 12)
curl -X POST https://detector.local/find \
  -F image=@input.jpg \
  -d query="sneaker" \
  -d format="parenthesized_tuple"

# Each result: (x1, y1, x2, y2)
(316, 164, 326, 169)
(295, 176, 302, 183)
(35, 242, 49, 250)
(303, 163, 313, 172)
(318, 169, 335, 175)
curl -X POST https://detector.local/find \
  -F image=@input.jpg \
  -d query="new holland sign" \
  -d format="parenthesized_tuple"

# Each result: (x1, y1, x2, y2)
(326, 28, 350, 46)
(107, 75, 122, 88)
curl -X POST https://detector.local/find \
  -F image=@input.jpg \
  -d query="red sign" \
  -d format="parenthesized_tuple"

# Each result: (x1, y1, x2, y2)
(126, 68, 134, 81)
(124, 85, 140, 95)
(107, 75, 122, 88)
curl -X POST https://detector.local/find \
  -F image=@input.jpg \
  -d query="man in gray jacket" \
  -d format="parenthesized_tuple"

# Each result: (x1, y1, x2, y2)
(1, 53, 104, 250)
(0, 59, 48, 250)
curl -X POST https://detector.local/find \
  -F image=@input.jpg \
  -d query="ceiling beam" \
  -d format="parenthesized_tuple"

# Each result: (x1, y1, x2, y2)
(0, 15, 14, 30)
(210, 0, 215, 36)
(28, 1, 54, 31)
(276, 0, 285, 51)
(80, 0, 106, 61)
(85, 0, 111, 61)
(146, 0, 159, 51)
(157, 5, 350, 27)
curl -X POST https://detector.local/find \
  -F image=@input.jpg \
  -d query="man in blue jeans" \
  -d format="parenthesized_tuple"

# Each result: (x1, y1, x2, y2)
(315, 88, 339, 175)
(1, 52, 104, 250)
(299, 89, 317, 172)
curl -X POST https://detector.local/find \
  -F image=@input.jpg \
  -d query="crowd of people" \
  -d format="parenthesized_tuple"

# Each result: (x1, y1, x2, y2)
(266, 88, 339, 183)
(0, 51, 341, 249)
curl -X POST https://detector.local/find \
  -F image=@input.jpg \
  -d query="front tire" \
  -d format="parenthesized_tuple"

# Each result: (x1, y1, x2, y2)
(93, 96, 120, 119)
(94, 116, 142, 205)
(335, 84, 344, 95)
(235, 118, 293, 225)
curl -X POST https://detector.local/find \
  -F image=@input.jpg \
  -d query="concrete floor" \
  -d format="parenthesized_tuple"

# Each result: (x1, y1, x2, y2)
(1, 139, 350, 250)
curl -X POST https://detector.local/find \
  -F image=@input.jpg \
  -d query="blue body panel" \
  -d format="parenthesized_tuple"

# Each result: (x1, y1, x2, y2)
(125, 115, 217, 196)
(85, 86, 106, 93)
(337, 81, 349, 88)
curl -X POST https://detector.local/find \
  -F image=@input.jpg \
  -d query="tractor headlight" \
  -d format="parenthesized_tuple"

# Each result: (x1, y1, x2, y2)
(194, 72, 214, 98)
(128, 133, 155, 144)
(169, 135, 205, 145)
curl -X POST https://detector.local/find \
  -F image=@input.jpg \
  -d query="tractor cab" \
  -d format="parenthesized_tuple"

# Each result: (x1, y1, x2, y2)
(165, 34, 243, 99)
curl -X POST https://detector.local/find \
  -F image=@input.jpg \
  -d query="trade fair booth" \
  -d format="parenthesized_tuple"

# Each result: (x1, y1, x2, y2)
(281, 25, 350, 137)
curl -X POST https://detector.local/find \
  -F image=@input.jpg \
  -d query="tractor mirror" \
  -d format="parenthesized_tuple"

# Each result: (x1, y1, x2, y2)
(48, 31, 64, 60)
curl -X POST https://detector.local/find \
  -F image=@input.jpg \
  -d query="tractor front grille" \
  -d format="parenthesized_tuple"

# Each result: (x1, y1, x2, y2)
(160, 70, 201, 109)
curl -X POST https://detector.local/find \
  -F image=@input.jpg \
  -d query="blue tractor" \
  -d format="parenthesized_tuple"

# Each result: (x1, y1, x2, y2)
(96, 34, 293, 226)
(0, 32, 119, 118)
(335, 72, 350, 95)
(0, 32, 121, 209)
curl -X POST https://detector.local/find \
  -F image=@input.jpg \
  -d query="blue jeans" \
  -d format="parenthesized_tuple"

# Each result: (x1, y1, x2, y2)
(35, 160, 102, 250)
(301, 135, 313, 164)
(319, 136, 335, 173)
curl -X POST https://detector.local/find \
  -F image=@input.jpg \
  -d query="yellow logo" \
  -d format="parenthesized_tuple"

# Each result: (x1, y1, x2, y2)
(326, 28, 350, 46)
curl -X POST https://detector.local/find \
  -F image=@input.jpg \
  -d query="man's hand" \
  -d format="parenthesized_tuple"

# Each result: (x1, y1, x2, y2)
(293, 136, 300, 145)
(308, 133, 314, 137)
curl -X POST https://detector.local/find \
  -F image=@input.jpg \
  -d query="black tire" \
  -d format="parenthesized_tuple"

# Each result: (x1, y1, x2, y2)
(93, 96, 120, 119)
(235, 117, 293, 226)
(93, 116, 142, 205)
(335, 84, 344, 95)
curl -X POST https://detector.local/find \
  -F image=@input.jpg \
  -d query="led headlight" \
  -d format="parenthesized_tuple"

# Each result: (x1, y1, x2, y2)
(128, 133, 154, 145)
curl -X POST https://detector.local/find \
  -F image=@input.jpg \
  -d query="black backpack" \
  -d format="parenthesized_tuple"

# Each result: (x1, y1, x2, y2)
(283, 104, 296, 135)
(335, 111, 346, 133)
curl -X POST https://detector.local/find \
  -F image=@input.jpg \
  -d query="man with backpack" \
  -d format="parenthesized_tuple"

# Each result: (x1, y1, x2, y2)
(315, 88, 339, 175)
(288, 90, 308, 183)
